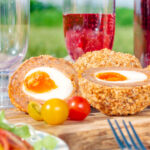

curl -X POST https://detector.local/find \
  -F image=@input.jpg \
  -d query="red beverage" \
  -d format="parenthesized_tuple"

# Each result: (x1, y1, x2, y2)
(134, 0, 150, 67)
(63, 13, 115, 60)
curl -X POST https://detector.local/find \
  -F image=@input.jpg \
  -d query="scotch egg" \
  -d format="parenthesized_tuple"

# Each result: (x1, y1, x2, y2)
(74, 48, 142, 75)
(79, 67, 150, 116)
(8, 55, 79, 112)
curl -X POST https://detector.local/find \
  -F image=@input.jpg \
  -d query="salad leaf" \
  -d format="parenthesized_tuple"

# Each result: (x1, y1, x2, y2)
(12, 125, 31, 139)
(0, 111, 5, 121)
(0, 111, 31, 139)
(0, 111, 13, 131)
(34, 135, 58, 150)
(0, 111, 58, 150)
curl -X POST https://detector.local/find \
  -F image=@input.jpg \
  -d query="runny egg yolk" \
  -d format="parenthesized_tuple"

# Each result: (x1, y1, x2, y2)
(96, 72, 127, 81)
(24, 71, 57, 93)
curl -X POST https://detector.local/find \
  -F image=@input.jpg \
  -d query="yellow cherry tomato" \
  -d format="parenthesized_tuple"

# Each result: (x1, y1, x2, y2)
(0, 144, 3, 150)
(27, 101, 43, 121)
(41, 98, 69, 125)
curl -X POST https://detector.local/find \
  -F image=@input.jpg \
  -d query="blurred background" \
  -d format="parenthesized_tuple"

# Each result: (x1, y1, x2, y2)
(27, 0, 134, 59)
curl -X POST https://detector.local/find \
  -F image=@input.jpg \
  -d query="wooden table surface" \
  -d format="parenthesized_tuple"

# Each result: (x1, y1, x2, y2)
(4, 108, 150, 150)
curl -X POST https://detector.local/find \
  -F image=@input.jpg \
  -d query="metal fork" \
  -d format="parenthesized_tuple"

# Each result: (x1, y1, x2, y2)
(108, 119, 146, 150)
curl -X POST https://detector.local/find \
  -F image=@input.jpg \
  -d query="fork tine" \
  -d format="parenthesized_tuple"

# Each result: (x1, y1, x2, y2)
(123, 120, 139, 150)
(115, 120, 132, 149)
(107, 119, 126, 149)
(129, 121, 146, 150)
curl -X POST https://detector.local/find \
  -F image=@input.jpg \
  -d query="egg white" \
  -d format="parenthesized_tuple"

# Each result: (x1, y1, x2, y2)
(22, 67, 73, 100)
(95, 70, 147, 83)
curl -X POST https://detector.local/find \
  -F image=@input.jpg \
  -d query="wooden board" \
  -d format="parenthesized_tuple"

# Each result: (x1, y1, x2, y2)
(3, 108, 150, 150)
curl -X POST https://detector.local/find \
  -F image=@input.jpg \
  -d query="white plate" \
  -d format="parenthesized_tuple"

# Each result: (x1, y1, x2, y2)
(27, 130, 69, 150)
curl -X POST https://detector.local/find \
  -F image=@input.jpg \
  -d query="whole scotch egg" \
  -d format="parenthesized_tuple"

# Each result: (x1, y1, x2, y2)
(9, 55, 79, 112)
(79, 67, 150, 116)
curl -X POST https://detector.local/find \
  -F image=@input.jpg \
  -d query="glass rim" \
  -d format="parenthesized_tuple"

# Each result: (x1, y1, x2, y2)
(63, 0, 116, 14)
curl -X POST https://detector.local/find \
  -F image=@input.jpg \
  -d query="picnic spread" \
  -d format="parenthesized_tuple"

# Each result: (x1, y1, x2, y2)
(1, 0, 150, 149)
(0, 48, 149, 150)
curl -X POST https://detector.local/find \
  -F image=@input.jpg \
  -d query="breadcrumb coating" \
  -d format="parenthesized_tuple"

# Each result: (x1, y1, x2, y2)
(8, 55, 79, 112)
(79, 67, 150, 116)
(74, 49, 142, 75)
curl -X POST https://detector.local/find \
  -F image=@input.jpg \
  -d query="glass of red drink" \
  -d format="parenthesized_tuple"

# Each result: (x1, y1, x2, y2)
(63, 0, 116, 60)
(134, 0, 150, 67)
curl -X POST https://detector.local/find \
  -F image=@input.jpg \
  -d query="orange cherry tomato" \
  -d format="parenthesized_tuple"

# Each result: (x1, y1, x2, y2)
(68, 96, 91, 121)
(41, 98, 69, 125)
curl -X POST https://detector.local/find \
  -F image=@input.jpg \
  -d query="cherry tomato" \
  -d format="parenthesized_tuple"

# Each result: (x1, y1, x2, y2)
(0, 129, 33, 150)
(41, 98, 69, 125)
(0, 144, 3, 150)
(0, 137, 8, 150)
(68, 96, 91, 121)
(27, 101, 43, 121)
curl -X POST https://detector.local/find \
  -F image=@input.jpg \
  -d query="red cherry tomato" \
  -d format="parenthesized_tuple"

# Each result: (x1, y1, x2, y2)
(0, 129, 33, 150)
(68, 96, 91, 121)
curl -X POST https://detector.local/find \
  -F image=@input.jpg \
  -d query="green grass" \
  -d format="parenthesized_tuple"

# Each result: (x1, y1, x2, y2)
(27, 26, 67, 59)
(113, 26, 133, 54)
(27, 26, 133, 59)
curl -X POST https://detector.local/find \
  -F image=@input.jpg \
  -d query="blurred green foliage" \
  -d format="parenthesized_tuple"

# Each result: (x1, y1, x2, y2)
(116, 8, 133, 26)
(30, 0, 57, 12)
(30, 9, 62, 26)
(30, 0, 44, 12)
(30, 0, 62, 26)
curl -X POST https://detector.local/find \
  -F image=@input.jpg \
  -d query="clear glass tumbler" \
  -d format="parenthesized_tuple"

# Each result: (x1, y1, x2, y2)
(0, 0, 30, 108)
(63, 0, 116, 60)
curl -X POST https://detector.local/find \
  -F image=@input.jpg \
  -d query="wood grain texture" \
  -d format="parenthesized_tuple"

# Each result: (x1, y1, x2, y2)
(4, 108, 150, 150)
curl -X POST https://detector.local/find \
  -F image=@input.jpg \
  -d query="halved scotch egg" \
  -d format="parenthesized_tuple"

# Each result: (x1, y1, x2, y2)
(79, 67, 150, 116)
(8, 55, 79, 112)
(74, 49, 142, 75)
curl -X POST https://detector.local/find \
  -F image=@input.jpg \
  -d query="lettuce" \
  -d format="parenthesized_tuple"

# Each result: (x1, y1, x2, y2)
(34, 136, 58, 150)
(0, 111, 58, 150)
(0, 111, 31, 139)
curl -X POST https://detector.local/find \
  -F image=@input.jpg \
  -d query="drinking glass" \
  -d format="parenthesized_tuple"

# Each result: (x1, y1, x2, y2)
(63, 0, 116, 60)
(134, 0, 150, 67)
(0, 0, 30, 108)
